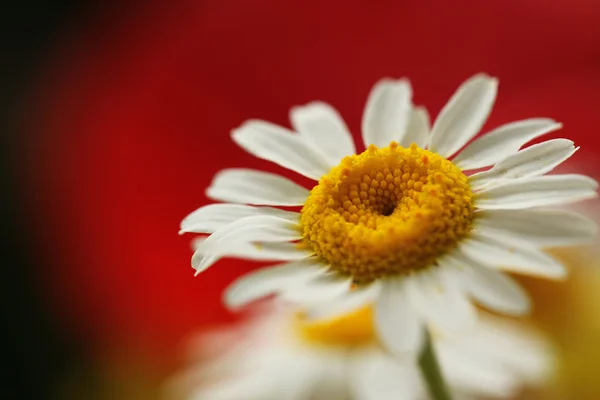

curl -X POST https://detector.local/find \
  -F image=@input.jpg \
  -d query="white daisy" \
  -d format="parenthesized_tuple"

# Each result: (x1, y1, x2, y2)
(180, 73, 598, 353)
(168, 302, 554, 400)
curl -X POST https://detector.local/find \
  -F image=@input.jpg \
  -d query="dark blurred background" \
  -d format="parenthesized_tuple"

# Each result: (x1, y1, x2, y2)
(2, 1, 88, 398)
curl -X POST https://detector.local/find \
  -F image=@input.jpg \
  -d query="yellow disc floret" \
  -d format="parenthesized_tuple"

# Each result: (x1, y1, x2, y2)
(300, 142, 475, 283)
(294, 306, 376, 348)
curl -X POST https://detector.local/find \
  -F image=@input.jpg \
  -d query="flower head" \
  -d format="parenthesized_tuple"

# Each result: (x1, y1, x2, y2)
(300, 142, 475, 282)
(170, 303, 553, 400)
(181, 73, 598, 352)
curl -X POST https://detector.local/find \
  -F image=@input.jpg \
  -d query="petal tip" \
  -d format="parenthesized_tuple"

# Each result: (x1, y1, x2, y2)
(230, 127, 245, 142)
(546, 264, 569, 281)
(204, 187, 217, 201)
(508, 295, 533, 316)
(222, 292, 242, 310)
(546, 121, 563, 133)
(471, 72, 497, 82)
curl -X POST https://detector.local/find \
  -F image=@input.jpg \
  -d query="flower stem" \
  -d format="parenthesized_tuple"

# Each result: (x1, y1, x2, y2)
(418, 329, 453, 400)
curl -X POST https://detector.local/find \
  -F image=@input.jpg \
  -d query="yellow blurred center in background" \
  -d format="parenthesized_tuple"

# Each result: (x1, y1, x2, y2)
(294, 306, 376, 348)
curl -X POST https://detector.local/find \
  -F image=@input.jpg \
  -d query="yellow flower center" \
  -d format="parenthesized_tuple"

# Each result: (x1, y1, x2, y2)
(294, 306, 376, 348)
(300, 142, 475, 283)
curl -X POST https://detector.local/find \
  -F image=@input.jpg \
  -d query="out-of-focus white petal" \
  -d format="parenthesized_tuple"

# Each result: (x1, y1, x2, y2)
(437, 343, 520, 399)
(375, 278, 423, 354)
(306, 282, 382, 321)
(280, 273, 353, 306)
(437, 315, 554, 397)
(351, 353, 421, 400)
(406, 268, 477, 332)
(190, 373, 274, 400)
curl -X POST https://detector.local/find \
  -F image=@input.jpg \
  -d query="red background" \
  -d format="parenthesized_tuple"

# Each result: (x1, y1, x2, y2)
(24, 0, 600, 370)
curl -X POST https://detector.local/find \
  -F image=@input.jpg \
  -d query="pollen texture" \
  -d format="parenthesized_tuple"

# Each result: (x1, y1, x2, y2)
(295, 306, 375, 348)
(300, 142, 475, 283)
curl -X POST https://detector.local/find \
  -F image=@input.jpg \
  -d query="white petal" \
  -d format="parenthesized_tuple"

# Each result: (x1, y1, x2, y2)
(436, 316, 553, 397)
(206, 168, 310, 206)
(460, 231, 567, 279)
(223, 259, 326, 309)
(190, 236, 207, 252)
(374, 278, 423, 354)
(191, 374, 273, 400)
(306, 282, 382, 321)
(180, 203, 300, 234)
(361, 78, 413, 148)
(193, 237, 312, 262)
(400, 106, 430, 148)
(192, 215, 301, 274)
(234, 242, 312, 262)
(274, 353, 331, 400)
(437, 344, 519, 399)
(453, 315, 554, 384)
(476, 209, 597, 246)
(469, 139, 578, 190)
(290, 101, 356, 165)
(231, 120, 331, 180)
(454, 118, 562, 170)
(280, 273, 352, 306)
(352, 354, 420, 400)
(428, 74, 498, 157)
(446, 252, 530, 315)
(476, 174, 598, 210)
(405, 268, 477, 332)
(311, 356, 349, 400)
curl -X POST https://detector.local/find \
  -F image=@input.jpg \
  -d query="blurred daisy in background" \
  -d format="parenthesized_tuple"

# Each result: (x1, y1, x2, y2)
(181, 73, 597, 353)
(167, 301, 553, 400)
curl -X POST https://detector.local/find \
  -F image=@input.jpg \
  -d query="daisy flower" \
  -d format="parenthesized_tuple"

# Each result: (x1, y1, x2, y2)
(169, 302, 553, 400)
(180, 73, 598, 352)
